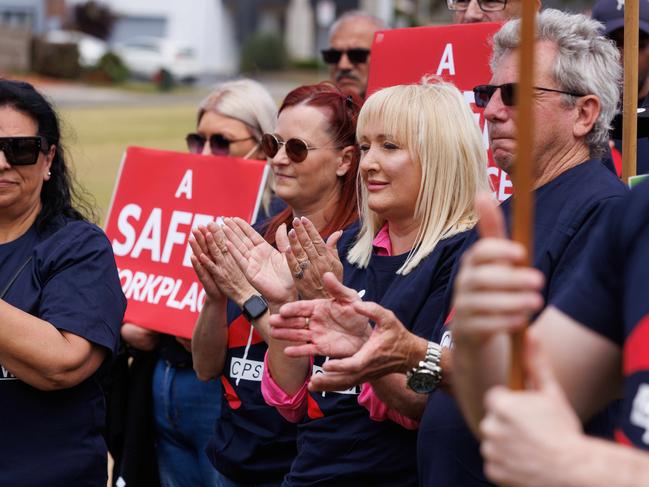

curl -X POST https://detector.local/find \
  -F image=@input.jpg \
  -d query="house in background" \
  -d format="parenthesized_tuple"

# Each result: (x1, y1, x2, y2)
(0, 0, 600, 78)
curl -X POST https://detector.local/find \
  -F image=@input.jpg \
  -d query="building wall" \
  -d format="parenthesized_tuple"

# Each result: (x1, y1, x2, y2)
(68, 0, 238, 75)
(0, 0, 46, 33)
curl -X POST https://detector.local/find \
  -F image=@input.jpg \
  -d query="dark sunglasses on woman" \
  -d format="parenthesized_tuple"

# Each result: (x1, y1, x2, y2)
(321, 48, 371, 65)
(186, 132, 256, 156)
(0, 136, 48, 166)
(472, 83, 586, 108)
(446, 0, 508, 12)
(261, 133, 340, 163)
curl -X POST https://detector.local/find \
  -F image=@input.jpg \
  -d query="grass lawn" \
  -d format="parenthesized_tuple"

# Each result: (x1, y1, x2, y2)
(59, 103, 197, 224)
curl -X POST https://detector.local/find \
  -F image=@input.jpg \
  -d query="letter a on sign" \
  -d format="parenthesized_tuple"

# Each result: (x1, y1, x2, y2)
(175, 170, 193, 200)
(436, 43, 456, 76)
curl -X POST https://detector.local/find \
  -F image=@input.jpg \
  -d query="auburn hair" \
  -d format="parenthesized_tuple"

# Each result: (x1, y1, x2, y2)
(263, 82, 361, 244)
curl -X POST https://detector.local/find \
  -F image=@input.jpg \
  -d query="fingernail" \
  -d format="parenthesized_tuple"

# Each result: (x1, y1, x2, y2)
(293, 217, 300, 226)
(289, 229, 297, 238)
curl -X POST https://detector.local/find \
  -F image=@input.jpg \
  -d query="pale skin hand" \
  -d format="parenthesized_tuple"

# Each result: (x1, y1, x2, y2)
(269, 272, 372, 359)
(223, 217, 297, 308)
(188, 227, 229, 380)
(193, 223, 257, 307)
(309, 300, 425, 392)
(480, 333, 583, 487)
(281, 216, 344, 300)
(451, 194, 545, 435)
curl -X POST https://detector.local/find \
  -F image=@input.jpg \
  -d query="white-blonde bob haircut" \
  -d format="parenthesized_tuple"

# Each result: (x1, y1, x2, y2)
(347, 79, 491, 275)
(198, 78, 277, 212)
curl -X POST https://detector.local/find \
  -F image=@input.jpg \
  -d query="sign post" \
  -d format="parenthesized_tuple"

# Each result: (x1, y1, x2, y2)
(509, 0, 537, 390)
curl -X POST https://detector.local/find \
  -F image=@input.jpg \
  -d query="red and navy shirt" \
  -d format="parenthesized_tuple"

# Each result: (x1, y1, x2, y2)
(206, 221, 298, 483)
(282, 223, 470, 487)
(554, 181, 649, 449)
(419, 159, 628, 487)
(206, 303, 299, 483)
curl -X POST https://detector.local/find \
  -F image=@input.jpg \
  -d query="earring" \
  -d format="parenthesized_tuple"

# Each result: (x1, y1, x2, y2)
(47, 171, 51, 177)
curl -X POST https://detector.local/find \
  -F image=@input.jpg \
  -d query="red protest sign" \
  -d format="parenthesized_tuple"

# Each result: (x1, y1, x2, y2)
(104, 146, 268, 338)
(367, 22, 513, 201)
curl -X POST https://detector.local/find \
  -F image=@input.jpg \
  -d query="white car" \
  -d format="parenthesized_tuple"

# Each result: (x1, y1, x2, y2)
(113, 36, 201, 83)
(44, 30, 108, 67)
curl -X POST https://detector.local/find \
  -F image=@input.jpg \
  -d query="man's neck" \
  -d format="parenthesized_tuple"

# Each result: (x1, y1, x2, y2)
(532, 144, 591, 190)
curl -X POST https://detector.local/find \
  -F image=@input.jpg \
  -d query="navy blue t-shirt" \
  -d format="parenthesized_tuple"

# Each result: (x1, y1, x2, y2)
(282, 224, 470, 487)
(554, 182, 649, 449)
(418, 160, 628, 487)
(206, 303, 299, 483)
(0, 216, 125, 486)
(206, 219, 298, 483)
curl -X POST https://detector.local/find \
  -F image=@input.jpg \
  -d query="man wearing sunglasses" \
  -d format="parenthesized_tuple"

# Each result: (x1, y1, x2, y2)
(447, 0, 540, 24)
(321, 10, 386, 99)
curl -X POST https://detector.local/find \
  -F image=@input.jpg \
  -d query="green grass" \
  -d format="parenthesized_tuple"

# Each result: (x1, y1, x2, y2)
(59, 103, 197, 223)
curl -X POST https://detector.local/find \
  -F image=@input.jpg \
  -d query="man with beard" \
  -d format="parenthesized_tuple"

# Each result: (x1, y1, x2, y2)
(321, 10, 386, 99)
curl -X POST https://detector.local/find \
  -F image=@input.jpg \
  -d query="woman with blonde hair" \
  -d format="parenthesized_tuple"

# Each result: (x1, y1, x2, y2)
(120, 78, 279, 487)
(235, 78, 490, 485)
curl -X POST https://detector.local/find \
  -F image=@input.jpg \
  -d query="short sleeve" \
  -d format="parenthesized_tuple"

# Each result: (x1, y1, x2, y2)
(546, 196, 621, 301)
(552, 203, 624, 345)
(38, 222, 126, 356)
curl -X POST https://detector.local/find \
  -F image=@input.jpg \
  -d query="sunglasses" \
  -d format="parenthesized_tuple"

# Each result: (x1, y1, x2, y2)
(472, 83, 587, 108)
(0, 136, 48, 166)
(321, 48, 371, 65)
(261, 133, 339, 163)
(186, 132, 256, 156)
(447, 0, 507, 12)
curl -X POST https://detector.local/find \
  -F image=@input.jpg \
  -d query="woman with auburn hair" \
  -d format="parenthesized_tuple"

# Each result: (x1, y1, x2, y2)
(190, 81, 360, 487)
(254, 79, 491, 486)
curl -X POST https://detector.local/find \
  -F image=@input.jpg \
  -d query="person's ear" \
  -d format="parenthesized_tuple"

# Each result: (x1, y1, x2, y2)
(573, 95, 600, 139)
(336, 145, 356, 177)
(43, 144, 55, 181)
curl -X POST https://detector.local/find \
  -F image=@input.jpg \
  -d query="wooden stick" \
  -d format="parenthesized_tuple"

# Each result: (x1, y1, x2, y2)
(510, 0, 537, 390)
(622, 0, 639, 182)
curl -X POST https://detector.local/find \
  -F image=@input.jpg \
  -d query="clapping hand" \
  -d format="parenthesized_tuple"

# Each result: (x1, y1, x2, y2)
(269, 272, 371, 359)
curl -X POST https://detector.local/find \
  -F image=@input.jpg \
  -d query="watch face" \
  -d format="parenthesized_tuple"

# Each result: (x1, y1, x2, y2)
(243, 295, 268, 320)
(407, 372, 437, 394)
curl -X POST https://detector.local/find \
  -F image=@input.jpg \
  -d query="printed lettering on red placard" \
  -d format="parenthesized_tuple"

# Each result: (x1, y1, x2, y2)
(104, 146, 268, 338)
(367, 22, 512, 201)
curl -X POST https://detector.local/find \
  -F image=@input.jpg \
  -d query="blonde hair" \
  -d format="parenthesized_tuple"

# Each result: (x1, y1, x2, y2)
(347, 79, 490, 275)
(198, 79, 278, 212)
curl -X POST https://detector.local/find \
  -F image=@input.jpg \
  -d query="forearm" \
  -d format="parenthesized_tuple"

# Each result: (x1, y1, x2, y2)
(0, 300, 105, 390)
(565, 436, 649, 487)
(192, 297, 229, 380)
(369, 373, 427, 421)
(451, 332, 509, 437)
(267, 337, 311, 395)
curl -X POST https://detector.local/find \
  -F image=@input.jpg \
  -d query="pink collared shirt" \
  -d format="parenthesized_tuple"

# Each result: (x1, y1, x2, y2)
(261, 223, 419, 429)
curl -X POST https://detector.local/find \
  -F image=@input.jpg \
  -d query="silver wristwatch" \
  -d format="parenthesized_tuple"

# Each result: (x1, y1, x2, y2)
(406, 341, 443, 394)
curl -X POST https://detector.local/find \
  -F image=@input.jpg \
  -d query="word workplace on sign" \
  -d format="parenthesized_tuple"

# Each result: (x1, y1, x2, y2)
(104, 146, 267, 337)
(112, 170, 212, 313)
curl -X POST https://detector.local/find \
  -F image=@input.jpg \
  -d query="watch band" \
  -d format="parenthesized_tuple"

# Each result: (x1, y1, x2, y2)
(406, 341, 443, 390)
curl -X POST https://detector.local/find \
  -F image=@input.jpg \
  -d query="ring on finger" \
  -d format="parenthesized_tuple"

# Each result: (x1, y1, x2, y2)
(294, 267, 304, 279)
(304, 316, 310, 329)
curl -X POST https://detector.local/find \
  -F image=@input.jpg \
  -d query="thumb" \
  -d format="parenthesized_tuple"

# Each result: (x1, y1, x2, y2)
(325, 230, 342, 249)
(476, 192, 506, 240)
(275, 223, 290, 252)
(524, 332, 561, 395)
(323, 272, 358, 302)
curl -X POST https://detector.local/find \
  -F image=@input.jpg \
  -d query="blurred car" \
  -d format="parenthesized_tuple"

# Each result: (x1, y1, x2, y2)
(112, 36, 201, 83)
(44, 30, 108, 67)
